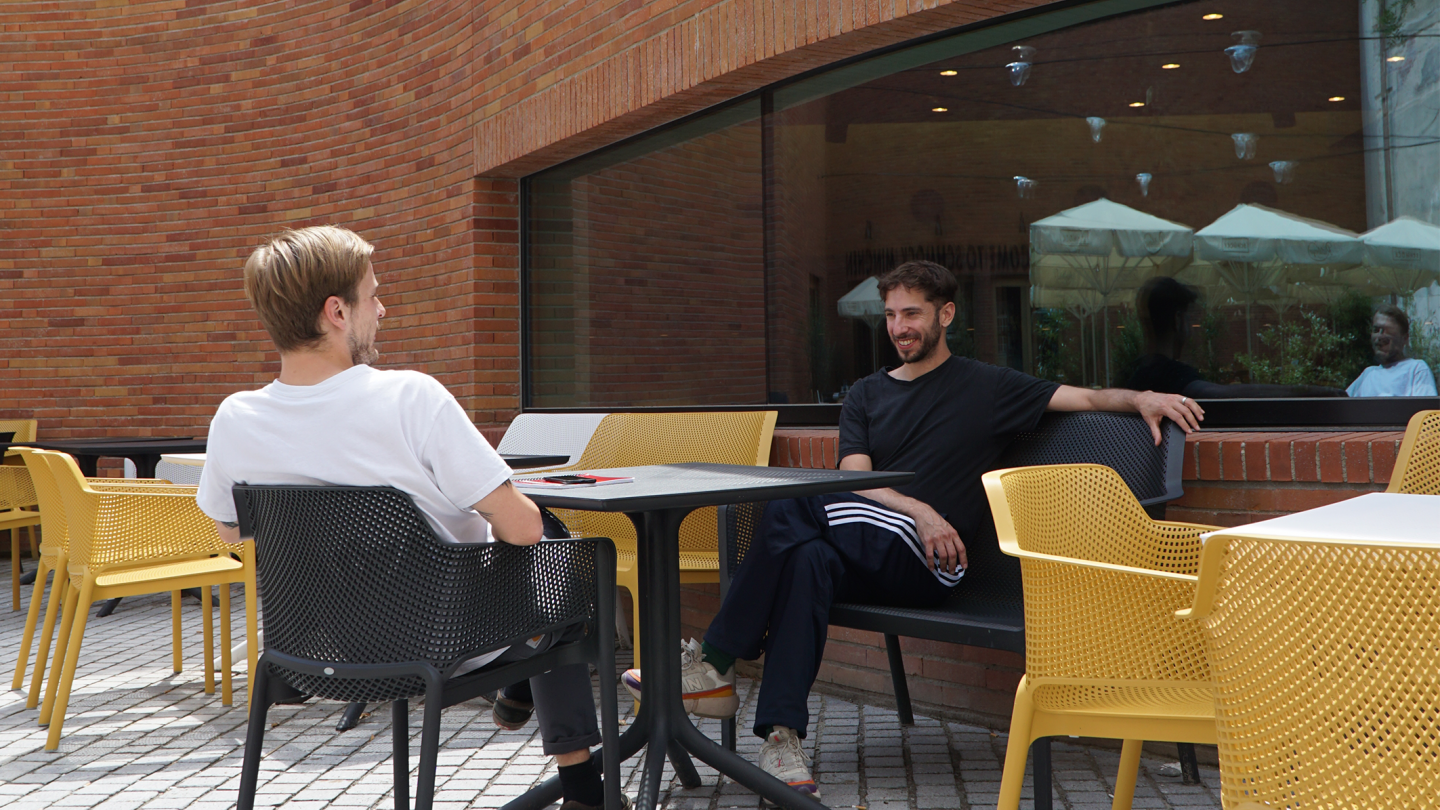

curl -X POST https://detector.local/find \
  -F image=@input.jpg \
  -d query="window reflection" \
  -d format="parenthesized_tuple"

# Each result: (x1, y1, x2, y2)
(525, 0, 1440, 407)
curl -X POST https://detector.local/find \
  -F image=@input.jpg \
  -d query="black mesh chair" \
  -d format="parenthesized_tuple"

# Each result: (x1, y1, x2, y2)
(233, 485, 621, 810)
(716, 413, 1193, 803)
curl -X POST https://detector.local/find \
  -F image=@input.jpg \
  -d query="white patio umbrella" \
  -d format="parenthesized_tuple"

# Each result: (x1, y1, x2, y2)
(1031, 286, 1106, 387)
(1188, 204, 1363, 354)
(1343, 216, 1440, 298)
(1029, 198, 1194, 385)
(838, 276, 885, 372)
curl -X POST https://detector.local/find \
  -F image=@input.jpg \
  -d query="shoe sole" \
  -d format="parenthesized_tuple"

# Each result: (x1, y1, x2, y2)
(761, 784, 820, 806)
(492, 699, 534, 731)
(621, 671, 737, 719)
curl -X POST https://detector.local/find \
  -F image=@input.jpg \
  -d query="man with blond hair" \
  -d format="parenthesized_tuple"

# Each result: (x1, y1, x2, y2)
(196, 225, 616, 810)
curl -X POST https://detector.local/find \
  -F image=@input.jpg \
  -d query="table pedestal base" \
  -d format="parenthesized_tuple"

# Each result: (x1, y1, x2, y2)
(504, 507, 827, 810)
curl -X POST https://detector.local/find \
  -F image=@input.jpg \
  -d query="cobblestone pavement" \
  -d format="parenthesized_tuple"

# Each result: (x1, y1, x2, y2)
(2, 585, 1223, 809)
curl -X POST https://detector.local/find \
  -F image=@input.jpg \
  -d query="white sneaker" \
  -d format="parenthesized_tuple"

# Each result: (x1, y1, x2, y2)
(621, 638, 737, 718)
(759, 725, 819, 804)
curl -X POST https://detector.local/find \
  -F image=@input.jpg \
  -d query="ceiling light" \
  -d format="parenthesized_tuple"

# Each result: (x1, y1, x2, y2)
(939, 69, 958, 76)
(932, 106, 948, 112)
(1203, 13, 1224, 20)
(1387, 55, 1406, 62)
(1329, 96, 1345, 102)
(1129, 101, 1146, 107)
(1162, 63, 1180, 69)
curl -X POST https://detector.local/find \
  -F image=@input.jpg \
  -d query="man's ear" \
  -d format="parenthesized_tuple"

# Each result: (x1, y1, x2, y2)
(318, 295, 348, 335)
(938, 300, 956, 328)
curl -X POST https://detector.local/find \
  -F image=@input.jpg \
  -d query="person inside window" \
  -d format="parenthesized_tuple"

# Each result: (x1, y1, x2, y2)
(1347, 305, 1438, 397)
(1127, 276, 1347, 398)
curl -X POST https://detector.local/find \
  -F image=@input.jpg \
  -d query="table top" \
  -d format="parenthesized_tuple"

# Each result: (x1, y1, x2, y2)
(14, 437, 208, 454)
(515, 462, 914, 512)
(1205, 492, 1440, 547)
(160, 453, 208, 466)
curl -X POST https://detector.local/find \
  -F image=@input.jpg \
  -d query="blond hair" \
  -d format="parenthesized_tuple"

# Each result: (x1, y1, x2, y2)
(243, 226, 374, 351)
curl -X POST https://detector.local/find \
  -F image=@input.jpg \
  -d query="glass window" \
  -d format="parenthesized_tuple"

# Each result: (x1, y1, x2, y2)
(525, 0, 1440, 408)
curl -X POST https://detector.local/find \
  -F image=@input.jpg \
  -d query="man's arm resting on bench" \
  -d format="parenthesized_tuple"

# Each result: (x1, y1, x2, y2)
(840, 453, 966, 574)
(1046, 385, 1204, 445)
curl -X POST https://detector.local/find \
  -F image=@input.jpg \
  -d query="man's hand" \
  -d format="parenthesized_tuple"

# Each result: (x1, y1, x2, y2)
(1132, 390, 1204, 444)
(1048, 385, 1204, 445)
(841, 453, 967, 574)
(912, 500, 967, 575)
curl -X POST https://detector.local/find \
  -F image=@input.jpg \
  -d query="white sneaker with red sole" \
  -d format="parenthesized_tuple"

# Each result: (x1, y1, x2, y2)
(621, 638, 737, 718)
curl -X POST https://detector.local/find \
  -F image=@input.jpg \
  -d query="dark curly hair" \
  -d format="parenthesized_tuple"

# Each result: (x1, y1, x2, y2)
(876, 260, 958, 307)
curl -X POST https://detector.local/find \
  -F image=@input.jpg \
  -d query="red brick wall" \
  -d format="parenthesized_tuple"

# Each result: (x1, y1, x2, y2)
(0, 1, 503, 436)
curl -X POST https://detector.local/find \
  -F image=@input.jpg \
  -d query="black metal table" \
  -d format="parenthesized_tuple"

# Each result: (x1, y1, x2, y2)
(506, 462, 914, 810)
(13, 437, 207, 478)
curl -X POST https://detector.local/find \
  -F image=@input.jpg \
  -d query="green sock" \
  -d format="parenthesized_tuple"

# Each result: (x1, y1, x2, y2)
(700, 640, 736, 673)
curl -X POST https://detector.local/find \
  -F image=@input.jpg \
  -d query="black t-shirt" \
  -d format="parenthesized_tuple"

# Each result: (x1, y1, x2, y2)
(1124, 354, 1202, 395)
(838, 356, 1060, 558)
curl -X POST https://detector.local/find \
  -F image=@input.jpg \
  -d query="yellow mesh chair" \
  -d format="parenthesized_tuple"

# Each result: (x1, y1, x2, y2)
(1182, 529, 1440, 809)
(2, 464, 42, 610)
(1387, 409, 1440, 495)
(11, 450, 195, 710)
(545, 411, 777, 664)
(39, 452, 255, 751)
(982, 463, 1219, 810)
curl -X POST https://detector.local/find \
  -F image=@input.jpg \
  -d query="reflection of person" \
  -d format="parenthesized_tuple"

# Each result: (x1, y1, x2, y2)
(196, 226, 616, 810)
(1347, 305, 1438, 397)
(621, 261, 1204, 803)
(1127, 276, 1347, 398)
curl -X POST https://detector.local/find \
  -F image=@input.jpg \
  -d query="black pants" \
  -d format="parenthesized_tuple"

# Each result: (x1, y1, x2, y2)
(490, 625, 601, 756)
(706, 494, 956, 738)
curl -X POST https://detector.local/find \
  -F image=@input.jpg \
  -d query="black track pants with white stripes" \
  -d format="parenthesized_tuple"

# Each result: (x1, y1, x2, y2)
(705, 493, 958, 739)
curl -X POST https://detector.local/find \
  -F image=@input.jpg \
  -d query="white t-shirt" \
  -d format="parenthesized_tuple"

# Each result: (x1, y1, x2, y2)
(1346, 358, 1438, 398)
(197, 365, 512, 545)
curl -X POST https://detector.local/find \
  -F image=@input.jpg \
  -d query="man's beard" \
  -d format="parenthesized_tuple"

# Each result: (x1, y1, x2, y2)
(349, 330, 379, 366)
(893, 315, 945, 365)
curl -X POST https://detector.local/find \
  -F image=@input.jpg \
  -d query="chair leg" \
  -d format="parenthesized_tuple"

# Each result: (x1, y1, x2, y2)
(12, 558, 50, 689)
(722, 717, 736, 752)
(202, 584, 215, 694)
(238, 664, 273, 810)
(172, 590, 183, 673)
(46, 577, 96, 751)
(40, 578, 80, 723)
(220, 584, 233, 706)
(28, 573, 66, 710)
(244, 557, 259, 709)
(393, 699, 410, 810)
(997, 677, 1037, 810)
(10, 529, 19, 612)
(415, 683, 445, 810)
(883, 634, 914, 725)
(1111, 739, 1143, 810)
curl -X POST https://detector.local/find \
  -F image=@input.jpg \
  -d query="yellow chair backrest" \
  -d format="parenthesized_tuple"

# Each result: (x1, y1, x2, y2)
(0, 463, 38, 512)
(1186, 531, 1440, 809)
(0, 419, 38, 442)
(18, 450, 65, 554)
(984, 463, 1210, 685)
(552, 411, 777, 557)
(1387, 409, 1440, 495)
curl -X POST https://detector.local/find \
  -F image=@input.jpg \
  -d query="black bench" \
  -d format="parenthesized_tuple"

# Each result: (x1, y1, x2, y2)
(717, 411, 1197, 806)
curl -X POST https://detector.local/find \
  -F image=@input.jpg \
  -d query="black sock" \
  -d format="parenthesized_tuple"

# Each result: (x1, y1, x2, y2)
(502, 680, 533, 705)
(557, 755, 605, 807)
(756, 724, 774, 740)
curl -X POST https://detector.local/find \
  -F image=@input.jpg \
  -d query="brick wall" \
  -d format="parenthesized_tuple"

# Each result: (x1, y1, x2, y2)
(1, 0, 1040, 439)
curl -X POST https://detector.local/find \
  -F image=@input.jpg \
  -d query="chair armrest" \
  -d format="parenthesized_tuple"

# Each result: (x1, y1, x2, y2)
(1007, 548, 1200, 583)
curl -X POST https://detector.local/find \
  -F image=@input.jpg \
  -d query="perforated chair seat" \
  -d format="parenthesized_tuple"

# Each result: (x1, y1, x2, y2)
(1388, 409, 1440, 495)
(1031, 685, 1214, 718)
(232, 485, 621, 810)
